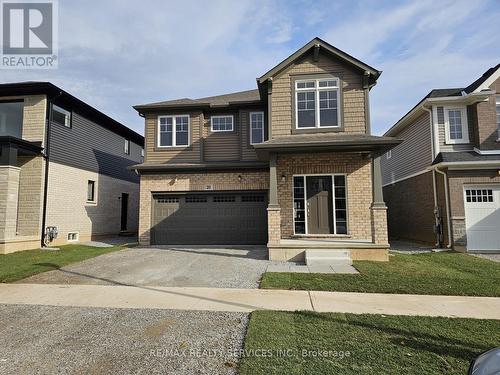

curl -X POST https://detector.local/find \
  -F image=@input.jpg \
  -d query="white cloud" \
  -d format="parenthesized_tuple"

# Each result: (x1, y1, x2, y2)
(323, 0, 499, 135)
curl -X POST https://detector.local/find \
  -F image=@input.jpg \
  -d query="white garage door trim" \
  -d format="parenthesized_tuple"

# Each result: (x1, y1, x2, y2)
(463, 184, 500, 252)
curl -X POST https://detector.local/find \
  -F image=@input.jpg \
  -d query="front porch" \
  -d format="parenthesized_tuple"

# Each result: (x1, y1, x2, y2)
(254, 133, 399, 262)
(268, 238, 389, 262)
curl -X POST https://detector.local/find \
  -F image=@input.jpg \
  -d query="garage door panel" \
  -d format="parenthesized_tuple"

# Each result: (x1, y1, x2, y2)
(152, 192, 267, 245)
(464, 186, 500, 251)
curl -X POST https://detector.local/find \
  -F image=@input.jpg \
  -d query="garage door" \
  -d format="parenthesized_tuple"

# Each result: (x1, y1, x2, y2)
(464, 185, 500, 251)
(151, 192, 268, 245)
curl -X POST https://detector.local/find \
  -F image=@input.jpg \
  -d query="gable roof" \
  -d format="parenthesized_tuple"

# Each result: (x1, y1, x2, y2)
(134, 89, 261, 111)
(384, 64, 499, 137)
(257, 37, 381, 84)
(0, 81, 144, 145)
(464, 63, 500, 93)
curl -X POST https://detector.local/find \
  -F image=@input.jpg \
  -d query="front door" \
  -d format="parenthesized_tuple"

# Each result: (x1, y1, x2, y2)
(306, 176, 333, 234)
(121, 193, 129, 231)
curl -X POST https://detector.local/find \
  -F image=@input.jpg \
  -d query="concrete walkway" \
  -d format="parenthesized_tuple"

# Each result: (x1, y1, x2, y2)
(1, 283, 500, 319)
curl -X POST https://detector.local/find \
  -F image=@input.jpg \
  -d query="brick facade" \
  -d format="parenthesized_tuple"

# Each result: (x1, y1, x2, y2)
(383, 171, 436, 244)
(475, 76, 500, 150)
(138, 171, 269, 245)
(276, 152, 373, 241)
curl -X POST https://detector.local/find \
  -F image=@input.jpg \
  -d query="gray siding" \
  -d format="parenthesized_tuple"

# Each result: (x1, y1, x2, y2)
(381, 112, 433, 186)
(49, 111, 142, 183)
(436, 105, 474, 152)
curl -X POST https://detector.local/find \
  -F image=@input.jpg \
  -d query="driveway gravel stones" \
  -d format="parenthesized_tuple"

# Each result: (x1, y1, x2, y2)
(19, 246, 280, 289)
(0, 304, 248, 375)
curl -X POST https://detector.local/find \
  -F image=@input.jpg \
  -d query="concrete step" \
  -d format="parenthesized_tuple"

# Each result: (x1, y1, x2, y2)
(305, 249, 352, 266)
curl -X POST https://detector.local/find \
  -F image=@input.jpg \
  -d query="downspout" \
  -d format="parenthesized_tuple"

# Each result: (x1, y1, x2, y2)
(40, 91, 62, 247)
(434, 167, 452, 248)
(422, 105, 441, 247)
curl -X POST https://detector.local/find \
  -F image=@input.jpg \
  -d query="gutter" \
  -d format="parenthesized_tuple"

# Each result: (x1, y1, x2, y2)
(431, 166, 452, 248)
(40, 91, 62, 247)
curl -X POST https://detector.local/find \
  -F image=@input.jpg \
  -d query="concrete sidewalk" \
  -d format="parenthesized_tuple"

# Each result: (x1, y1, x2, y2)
(1, 283, 500, 319)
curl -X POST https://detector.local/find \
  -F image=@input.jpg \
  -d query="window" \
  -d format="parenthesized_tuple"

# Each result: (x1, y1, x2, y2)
(185, 195, 207, 203)
(250, 112, 264, 145)
(386, 150, 392, 159)
(213, 195, 236, 202)
(158, 115, 190, 147)
(292, 175, 347, 235)
(141, 148, 144, 157)
(52, 104, 71, 127)
(496, 95, 500, 139)
(444, 107, 469, 144)
(465, 189, 493, 203)
(124, 139, 130, 155)
(211, 115, 234, 132)
(0, 100, 23, 138)
(295, 78, 340, 129)
(67, 232, 79, 242)
(87, 180, 95, 202)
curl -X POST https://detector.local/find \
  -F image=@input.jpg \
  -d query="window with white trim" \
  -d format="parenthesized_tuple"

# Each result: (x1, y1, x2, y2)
(124, 139, 130, 155)
(158, 115, 189, 147)
(67, 232, 79, 242)
(386, 150, 391, 159)
(211, 115, 233, 132)
(52, 104, 71, 128)
(295, 78, 340, 129)
(444, 107, 469, 144)
(250, 112, 264, 145)
(496, 95, 500, 139)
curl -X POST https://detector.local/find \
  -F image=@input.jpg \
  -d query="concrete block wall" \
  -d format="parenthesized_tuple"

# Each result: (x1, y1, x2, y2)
(45, 161, 139, 246)
(0, 166, 20, 241)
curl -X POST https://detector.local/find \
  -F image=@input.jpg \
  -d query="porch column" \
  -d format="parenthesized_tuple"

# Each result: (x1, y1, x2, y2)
(0, 166, 21, 253)
(371, 157, 388, 245)
(267, 153, 281, 245)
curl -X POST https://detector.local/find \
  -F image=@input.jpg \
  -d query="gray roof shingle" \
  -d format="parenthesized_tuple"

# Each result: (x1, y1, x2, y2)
(134, 89, 261, 110)
(433, 151, 500, 165)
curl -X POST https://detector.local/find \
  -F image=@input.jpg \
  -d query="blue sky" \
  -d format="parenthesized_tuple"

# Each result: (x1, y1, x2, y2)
(1, 0, 499, 135)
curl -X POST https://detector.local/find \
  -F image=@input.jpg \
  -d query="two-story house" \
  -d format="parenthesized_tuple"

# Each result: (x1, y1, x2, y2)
(133, 38, 400, 262)
(382, 64, 500, 252)
(0, 82, 144, 254)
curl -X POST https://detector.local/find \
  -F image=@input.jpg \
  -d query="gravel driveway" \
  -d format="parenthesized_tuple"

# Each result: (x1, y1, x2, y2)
(19, 246, 277, 288)
(0, 304, 247, 375)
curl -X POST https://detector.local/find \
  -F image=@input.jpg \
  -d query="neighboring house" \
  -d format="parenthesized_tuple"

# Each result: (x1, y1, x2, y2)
(133, 38, 400, 262)
(382, 64, 500, 252)
(0, 82, 144, 254)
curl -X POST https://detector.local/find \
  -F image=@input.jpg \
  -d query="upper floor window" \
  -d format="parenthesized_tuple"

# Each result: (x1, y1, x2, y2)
(158, 115, 190, 147)
(444, 107, 469, 144)
(87, 180, 96, 202)
(295, 78, 340, 129)
(386, 150, 391, 159)
(250, 112, 264, 145)
(124, 139, 130, 155)
(211, 115, 233, 132)
(52, 104, 71, 128)
(0, 100, 23, 138)
(496, 95, 500, 139)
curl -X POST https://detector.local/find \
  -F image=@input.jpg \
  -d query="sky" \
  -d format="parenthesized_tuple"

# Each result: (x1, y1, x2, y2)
(1, 0, 499, 135)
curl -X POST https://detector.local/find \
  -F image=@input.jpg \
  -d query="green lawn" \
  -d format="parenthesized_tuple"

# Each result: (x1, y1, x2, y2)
(261, 252, 500, 296)
(239, 311, 500, 375)
(0, 244, 128, 283)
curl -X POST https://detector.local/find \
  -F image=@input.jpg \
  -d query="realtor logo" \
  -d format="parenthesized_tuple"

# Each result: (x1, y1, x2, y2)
(0, 0, 58, 68)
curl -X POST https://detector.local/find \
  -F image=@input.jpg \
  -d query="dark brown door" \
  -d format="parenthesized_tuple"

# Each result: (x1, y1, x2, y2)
(306, 176, 333, 234)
